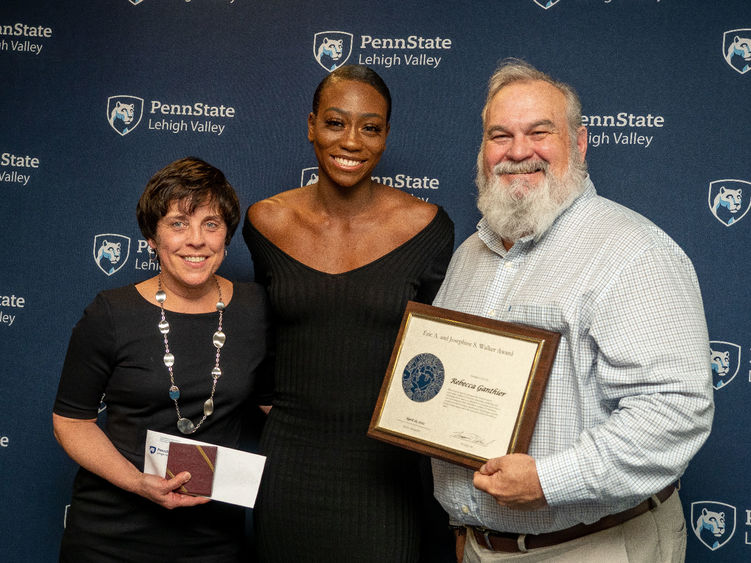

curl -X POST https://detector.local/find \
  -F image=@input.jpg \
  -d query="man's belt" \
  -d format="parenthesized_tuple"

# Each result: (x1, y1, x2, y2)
(471, 483, 676, 553)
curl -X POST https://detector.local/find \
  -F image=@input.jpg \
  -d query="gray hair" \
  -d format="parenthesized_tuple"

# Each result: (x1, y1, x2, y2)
(481, 58, 583, 144)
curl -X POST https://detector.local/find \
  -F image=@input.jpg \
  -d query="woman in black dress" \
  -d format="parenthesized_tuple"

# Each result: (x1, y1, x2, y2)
(53, 157, 270, 562)
(244, 65, 454, 562)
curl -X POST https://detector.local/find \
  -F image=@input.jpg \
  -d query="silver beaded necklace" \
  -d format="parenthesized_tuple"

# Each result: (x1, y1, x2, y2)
(156, 275, 226, 434)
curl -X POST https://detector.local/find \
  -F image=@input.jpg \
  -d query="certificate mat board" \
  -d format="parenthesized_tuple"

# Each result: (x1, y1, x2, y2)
(368, 302, 559, 469)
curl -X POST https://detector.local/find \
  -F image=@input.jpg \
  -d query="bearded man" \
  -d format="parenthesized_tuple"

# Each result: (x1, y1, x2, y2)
(431, 60, 713, 563)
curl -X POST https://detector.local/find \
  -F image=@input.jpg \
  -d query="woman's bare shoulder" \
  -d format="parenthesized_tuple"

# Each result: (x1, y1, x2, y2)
(247, 187, 309, 236)
(378, 184, 438, 229)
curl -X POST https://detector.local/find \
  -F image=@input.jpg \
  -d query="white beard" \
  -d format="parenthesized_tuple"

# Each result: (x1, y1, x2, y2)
(476, 153, 587, 243)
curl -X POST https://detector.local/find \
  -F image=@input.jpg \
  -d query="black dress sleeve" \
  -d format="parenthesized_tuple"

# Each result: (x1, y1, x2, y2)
(242, 213, 270, 285)
(242, 216, 275, 404)
(53, 293, 116, 419)
(414, 208, 454, 304)
(250, 286, 275, 405)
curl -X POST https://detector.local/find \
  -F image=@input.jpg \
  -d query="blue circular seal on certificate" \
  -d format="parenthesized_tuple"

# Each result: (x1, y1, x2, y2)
(402, 353, 444, 402)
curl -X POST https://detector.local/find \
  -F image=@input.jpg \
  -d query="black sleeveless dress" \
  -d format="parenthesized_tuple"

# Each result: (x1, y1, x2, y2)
(243, 207, 453, 562)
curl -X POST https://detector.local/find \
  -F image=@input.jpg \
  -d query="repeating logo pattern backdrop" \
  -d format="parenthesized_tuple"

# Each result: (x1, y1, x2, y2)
(1, 1, 749, 560)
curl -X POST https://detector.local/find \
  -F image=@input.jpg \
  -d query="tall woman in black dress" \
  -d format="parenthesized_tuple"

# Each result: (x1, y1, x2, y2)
(53, 157, 270, 562)
(243, 65, 454, 562)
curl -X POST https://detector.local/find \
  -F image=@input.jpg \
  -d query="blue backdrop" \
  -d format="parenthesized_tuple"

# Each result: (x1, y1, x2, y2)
(2, 0, 750, 560)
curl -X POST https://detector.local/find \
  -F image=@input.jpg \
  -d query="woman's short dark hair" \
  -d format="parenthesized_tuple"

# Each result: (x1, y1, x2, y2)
(312, 65, 392, 122)
(136, 157, 240, 246)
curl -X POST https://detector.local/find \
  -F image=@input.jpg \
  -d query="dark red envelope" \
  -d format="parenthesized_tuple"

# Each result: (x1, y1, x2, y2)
(165, 442, 218, 497)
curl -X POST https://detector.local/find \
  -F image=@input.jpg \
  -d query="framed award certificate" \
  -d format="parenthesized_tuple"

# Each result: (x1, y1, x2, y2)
(368, 301, 560, 469)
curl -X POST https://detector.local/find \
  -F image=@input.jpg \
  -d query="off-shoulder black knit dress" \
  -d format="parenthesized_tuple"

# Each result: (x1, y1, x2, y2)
(243, 207, 453, 562)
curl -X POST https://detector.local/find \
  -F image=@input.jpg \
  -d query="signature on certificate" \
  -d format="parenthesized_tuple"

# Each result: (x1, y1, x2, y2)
(450, 431, 495, 447)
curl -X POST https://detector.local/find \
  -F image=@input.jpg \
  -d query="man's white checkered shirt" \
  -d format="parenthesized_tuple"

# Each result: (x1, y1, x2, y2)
(431, 178, 714, 534)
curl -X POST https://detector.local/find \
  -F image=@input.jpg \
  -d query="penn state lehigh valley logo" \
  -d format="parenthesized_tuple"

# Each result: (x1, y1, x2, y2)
(107, 95, 144, 136)
(709, 341, 740, 390)
(532, 0, 561, 9)
(708, 179, 751, 227)
(723, 29, 751, 74)
(300, 167, 319, 187)
(691, 501, 735, 551)
(93, 234, 131, 276)
(313, 31, 353, 72)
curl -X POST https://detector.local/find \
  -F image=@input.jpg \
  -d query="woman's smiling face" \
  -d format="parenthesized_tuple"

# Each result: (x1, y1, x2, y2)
(307, 79, 390, 189)
(149, 199, 227, 294)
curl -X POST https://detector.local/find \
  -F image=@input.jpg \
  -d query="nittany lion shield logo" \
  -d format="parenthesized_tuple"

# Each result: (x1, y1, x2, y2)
(708, 179, 751, 227)
(106, 95, 144, 136)
(709, 341, 740, 390)
(723, 29, 751, 74)
(691, 501, 735, 551)
(532, 0, 561, 9)
(314, 31, 353, 72)
(300, 167, 319, 187)
(93, 234, 131, 276)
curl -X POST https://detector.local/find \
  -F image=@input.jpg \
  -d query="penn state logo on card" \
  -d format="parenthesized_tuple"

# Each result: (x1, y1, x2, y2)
(106, 95, 144, 136)
(532, 0, 561, 9)
(723, 29, 751, 75)
(691, 501, 735, 551)
(93, 234, 131, 276)
(709, 341, 740, 390)
(300, 167, 319, 187)
(402, 353, 444, 402)
(314, 31, 353, 72)
(708, 179, 750, 227)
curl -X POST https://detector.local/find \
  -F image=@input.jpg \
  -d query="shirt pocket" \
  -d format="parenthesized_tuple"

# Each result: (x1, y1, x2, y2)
(502, 302, 569, 335)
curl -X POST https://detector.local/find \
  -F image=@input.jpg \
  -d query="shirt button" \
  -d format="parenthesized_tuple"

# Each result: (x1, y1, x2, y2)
(487, 310, 496, 317)
(461, 505, 470, 514)
(504, 261, 514, 269)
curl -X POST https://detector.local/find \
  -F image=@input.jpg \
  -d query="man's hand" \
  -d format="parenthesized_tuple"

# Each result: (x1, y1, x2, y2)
(473, 453, 547, 511)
